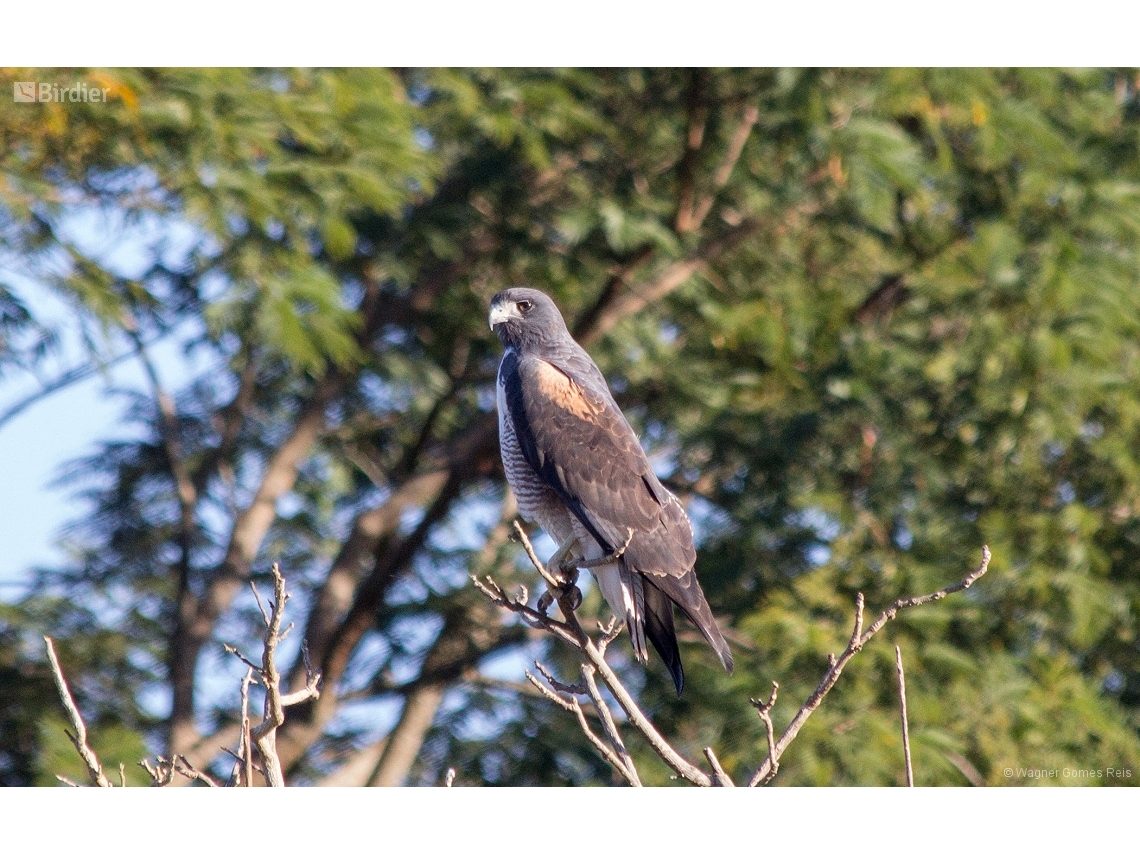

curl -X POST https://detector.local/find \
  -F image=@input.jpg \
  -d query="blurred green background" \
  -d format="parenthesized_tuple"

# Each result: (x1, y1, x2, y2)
(2, 68, 1139, 786)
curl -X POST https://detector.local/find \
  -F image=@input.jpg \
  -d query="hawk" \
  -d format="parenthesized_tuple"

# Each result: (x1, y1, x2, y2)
(490, 287, 733, 695)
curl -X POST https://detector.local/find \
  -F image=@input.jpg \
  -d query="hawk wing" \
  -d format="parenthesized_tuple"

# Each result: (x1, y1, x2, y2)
(502, 350, 667, 555)
(500, 349, 733, 688)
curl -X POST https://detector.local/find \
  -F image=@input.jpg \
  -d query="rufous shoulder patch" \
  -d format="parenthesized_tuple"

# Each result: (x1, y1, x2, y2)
(534, 361, 602, 420)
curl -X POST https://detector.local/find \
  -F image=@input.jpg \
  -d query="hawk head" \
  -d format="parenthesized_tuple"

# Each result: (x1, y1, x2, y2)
(489, 288, 571, 351)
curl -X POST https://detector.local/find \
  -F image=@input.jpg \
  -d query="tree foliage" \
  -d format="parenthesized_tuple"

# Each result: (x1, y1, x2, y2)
(2, 67, 1140, 786)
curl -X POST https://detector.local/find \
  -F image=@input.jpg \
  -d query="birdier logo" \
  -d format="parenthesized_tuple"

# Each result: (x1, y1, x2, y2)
(13, 81, 111, 103)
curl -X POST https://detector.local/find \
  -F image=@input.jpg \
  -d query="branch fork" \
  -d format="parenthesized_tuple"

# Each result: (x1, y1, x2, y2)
(223, 563, 322, 786)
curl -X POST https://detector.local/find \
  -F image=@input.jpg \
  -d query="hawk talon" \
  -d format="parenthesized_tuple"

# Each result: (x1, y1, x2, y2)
(539, 568, 582, 615)
(560, 584, 583, 612)
(536, 590, 555, 615)
(536, 584, 582, 615)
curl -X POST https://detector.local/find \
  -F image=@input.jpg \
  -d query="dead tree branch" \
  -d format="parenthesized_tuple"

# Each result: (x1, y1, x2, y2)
(896, 644, 914, 787)
(225, 668, 256, 787)
(43, 637, 111, 788)
(747, 545, 991, 786)
(224, 564, 321, 786)
(475, 527, 714, 786)
(479, 526, 991, 787)
(526, 665, 640, 787)
(140, 754, 221, 787)
(750, 682, 780, 787)
(46, 566, 319, 787)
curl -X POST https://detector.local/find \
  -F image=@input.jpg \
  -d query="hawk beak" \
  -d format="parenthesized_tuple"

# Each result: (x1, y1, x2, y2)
(488, 303, 513, 330)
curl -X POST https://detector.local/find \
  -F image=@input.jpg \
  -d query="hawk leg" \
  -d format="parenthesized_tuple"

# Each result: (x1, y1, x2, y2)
(537, 535, 583, 615)
(535, 530, 635, 615)
(576, 527, 634, 569)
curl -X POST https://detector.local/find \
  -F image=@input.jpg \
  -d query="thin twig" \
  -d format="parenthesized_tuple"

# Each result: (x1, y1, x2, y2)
(526, 670, 578, 712)
(250, 564, 287, 786)
(534, 660, 586, 696)
(581, 664, 641, 786)
(490, 486, 991, 789)
(579, 634, 712, 785)
(527, 668, 640, 787)
(238, 667, 254, 786)
(703, 747, 734, 787)
(43, 637, 111, 788)
(174, 754, 221, 787)
(896, 645, 914, 787)
(139, 756, 174, 786)
(513, 520, 563, 591)
(750, 682, 780, 786)
(222, 643, 261, 673)
(250, 580, 271, 629)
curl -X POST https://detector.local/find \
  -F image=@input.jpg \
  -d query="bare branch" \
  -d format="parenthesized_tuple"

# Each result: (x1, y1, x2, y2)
(851, 592, 865, 645)
(703, 747, 733, 787)
(527, 666, 640, 787)
(223, 565, 321, 786)
(534, 660, 586, 696)
(513, 520, 563, 591)
(577, 634, 712, 785)
(750, 682, 780, 787)
(250, 580, 271, 629)
(581, 664, 641, 786)
(748, 546, 991, 786)
(139, 756, 173, 786)
(246, 564, 320, 786)
(43, 637, 111, 788)
(237, 668, 254, 786)
(222, 643, 261, 673)
(484, 540, 989, 787)
(896, 645, 914, 787)
(525, 669, 578, 712)
(170, 376, 343, 756)
(173, 755, 220, 787)
(141, 754, 221, 787)
(596, 615, 622, 653)
(477, 545, 713, 785)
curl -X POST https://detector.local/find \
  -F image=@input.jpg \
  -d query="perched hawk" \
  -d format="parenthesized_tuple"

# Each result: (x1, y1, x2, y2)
(490, 287, 733, 695)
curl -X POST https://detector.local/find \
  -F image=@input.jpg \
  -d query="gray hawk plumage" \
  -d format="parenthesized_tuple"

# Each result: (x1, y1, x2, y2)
(489, 287, 733, 695)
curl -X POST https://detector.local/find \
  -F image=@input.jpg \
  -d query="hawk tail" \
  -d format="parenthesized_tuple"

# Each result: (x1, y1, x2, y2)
(643, 581, 685, 696)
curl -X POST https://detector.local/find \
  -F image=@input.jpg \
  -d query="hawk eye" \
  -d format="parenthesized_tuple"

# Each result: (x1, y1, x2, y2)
(517, 300, 533, 313)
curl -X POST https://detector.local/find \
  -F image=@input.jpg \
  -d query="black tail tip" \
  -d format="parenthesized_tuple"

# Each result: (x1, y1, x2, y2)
(668, 661, 684, 696)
